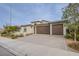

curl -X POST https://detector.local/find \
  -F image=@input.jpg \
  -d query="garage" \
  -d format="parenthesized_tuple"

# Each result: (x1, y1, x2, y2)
(36, 24, 50, 34)
(52, 24, 63, 35)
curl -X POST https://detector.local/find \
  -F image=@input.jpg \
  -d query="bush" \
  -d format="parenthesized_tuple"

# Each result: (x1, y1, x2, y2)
(76, 34, 79, 41)
(65, 33, 79, 41)
(1, 31, 8, 37)
(10, 34, 17, 39)
(65, 34, 73, 39)
(1, 31, 7, 34)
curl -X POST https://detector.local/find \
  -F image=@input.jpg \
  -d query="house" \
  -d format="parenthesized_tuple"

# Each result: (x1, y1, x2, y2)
(19, 20, 67, 36)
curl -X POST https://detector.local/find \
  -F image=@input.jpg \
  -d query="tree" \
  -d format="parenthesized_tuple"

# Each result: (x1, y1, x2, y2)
(62, 3, 79, 42)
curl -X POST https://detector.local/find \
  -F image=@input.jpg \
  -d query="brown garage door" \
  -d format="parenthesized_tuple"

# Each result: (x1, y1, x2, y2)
(36, 24, 50, 34)
(52, 24, 63, 35)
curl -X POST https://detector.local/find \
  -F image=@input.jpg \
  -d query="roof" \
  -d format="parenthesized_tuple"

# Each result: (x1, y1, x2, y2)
(20, 20, 67, 27)
(50, 20, 67, 24)
(20, 24, 33, 27)
(31, 20, 50, 23)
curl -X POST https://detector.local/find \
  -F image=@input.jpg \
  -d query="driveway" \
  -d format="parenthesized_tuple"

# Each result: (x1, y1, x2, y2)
(0, 34, 79, 56)
(18, 34, 67, 50)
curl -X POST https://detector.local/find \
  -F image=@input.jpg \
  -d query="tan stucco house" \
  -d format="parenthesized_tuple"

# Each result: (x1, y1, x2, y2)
(19, 20, 67, 36)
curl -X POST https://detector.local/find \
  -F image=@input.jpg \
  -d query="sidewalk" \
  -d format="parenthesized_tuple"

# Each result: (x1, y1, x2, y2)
(0, 37, 79, 56)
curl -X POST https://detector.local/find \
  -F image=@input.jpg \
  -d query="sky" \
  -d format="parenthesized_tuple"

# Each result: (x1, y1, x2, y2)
(0, 3, 68, 28)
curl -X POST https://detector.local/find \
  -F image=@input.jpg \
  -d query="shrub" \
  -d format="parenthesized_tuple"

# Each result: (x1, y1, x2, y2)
(10, 34, 17, 39)
(64, 34, 73, 39)
(76, 34, 79, 41)
(1, 31, 7, 34)
(1, 34, 7, 37)
(1, 31, 8, 37)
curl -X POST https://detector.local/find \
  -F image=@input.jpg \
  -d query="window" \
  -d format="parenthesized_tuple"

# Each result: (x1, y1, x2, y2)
(24, 27, 27, 32)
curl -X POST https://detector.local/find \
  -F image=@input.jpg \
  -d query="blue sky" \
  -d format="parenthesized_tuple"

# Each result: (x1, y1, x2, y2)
(0, 3, 68, 28)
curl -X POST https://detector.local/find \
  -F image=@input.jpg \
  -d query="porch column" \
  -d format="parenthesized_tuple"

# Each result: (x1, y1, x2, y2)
(50, 24, 52, 35)
(35, 25, 37, 34)
(63, 26, 67, 36)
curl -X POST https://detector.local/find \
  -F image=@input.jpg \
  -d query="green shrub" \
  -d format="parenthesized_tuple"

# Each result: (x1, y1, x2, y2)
(64, 34, 73, 39)
(76, 34, 79, 41)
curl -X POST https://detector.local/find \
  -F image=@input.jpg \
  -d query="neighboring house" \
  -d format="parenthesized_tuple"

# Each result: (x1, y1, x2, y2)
(19, 20, 67, 36)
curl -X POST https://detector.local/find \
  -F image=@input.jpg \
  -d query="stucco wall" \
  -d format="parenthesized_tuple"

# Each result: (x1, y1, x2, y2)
(20, 26, 34, 36)
(14, 26, 34, 36)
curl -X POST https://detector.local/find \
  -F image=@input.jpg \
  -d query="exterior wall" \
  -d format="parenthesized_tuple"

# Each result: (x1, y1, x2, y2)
(16, 26, 34, 36)
(20, 27, 25, 33)
(26, 26, 34, 34)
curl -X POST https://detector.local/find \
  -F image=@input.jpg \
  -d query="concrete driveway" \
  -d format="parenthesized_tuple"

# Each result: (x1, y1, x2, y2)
(0, 34, 79, 56)
(18, 34, 67, 50)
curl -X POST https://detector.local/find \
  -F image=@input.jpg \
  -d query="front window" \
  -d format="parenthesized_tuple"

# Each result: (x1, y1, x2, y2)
(24, 28, 27, 32)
